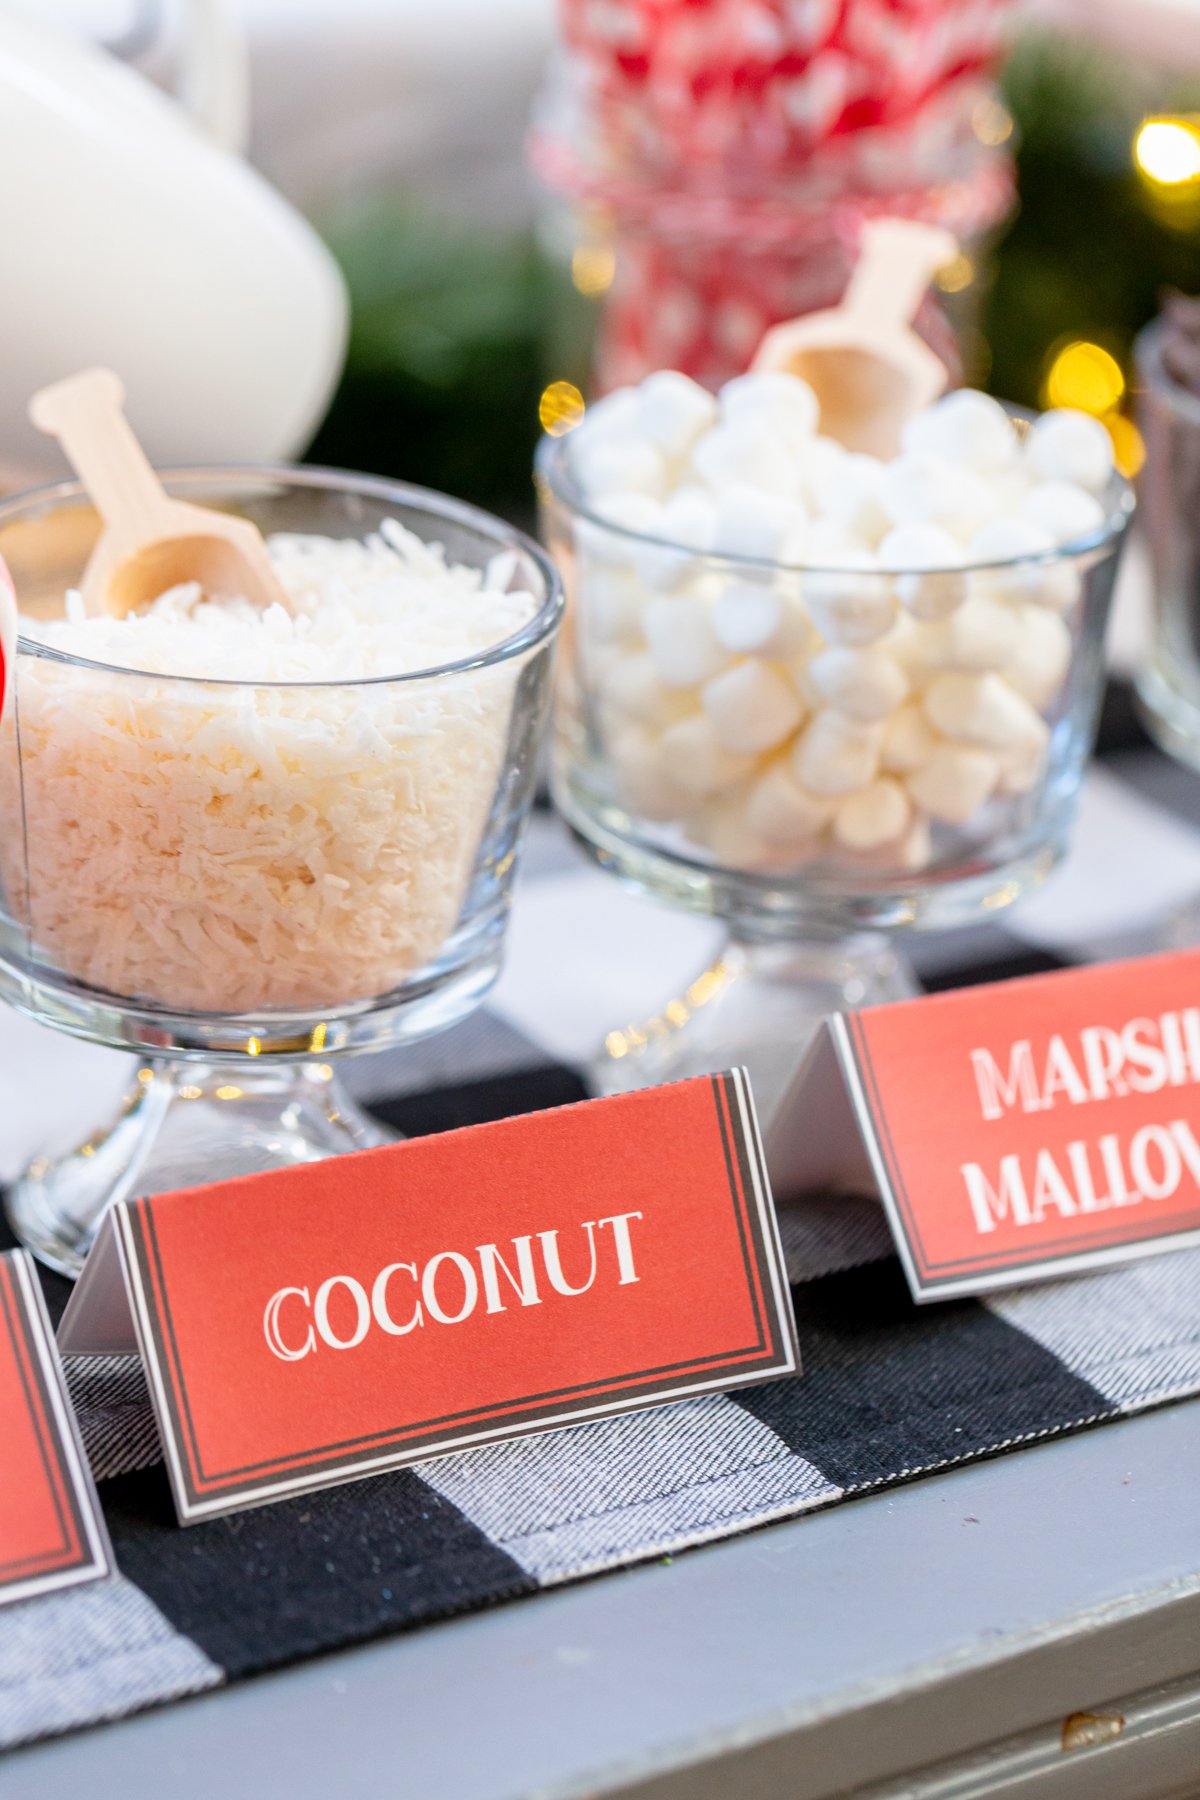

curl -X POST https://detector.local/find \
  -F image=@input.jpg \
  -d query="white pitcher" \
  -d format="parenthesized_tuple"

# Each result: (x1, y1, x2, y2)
(0, 1, 348, 481)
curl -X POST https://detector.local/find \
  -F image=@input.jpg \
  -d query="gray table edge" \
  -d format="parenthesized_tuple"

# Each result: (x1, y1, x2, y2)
(6, 1399, 1200, 1800)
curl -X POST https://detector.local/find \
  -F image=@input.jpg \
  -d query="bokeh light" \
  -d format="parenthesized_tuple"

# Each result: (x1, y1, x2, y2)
(972, 97, 1014, 148)
(539, 379, 587, 436)
(572, 242, 616, 297)
(1042, 339, 1125, 414)
(1134, 118, 1200, 187)
(934, 252, 975, 295)
(1104, 412, 1146, 479)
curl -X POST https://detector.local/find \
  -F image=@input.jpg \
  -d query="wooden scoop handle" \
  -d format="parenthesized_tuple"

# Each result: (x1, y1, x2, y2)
(842, 219, 958, 331)
(30, 369, 174, 545)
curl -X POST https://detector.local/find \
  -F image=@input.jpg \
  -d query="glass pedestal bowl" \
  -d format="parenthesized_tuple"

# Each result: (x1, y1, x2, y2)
(1, 468, 562, 1275)
(538, 432, 1132, 1117)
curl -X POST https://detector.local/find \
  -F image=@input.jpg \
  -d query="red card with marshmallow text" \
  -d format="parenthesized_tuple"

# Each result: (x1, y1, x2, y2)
(767, 948, 1200, 1301)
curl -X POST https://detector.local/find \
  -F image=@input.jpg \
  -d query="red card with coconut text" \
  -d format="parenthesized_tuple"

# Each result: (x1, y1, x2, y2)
(59, 1073, 797, 1524)
(768, 948, 1200, 1300)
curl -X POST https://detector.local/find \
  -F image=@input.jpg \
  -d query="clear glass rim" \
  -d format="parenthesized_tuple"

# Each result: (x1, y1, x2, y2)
(5, 463, 565, 689)
(536, 423, 1135, 576)
(1135, 318, 1200, 431)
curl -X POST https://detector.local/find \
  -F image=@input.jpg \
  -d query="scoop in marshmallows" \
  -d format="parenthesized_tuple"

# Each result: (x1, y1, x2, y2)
(558, 370, 1120, 874)
(0, 522, 538, 1011)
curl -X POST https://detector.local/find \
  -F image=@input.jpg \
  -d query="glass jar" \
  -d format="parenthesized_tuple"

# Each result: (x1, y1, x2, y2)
(531, 42, 1015, 398)
(1134, 319, 1200, 770)
(1, 467, 563, 1272)
(538, 425, 1133, 1111)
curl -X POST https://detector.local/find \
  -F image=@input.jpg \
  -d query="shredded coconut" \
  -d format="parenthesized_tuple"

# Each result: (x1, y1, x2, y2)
(0, 524, 539, 1013)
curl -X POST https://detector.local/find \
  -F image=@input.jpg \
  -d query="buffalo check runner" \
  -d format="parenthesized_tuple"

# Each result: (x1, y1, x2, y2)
(2, 684, 1200, 1750)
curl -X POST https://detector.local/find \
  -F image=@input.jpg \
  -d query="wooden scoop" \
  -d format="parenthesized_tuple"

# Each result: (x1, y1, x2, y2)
(29, 368, 292, 619)
(752, 219, 958, 458)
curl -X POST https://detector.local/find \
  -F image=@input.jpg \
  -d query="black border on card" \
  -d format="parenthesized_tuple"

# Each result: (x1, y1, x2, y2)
(0, 1251, 111, 1604)
(114, 1072, 799, 1522)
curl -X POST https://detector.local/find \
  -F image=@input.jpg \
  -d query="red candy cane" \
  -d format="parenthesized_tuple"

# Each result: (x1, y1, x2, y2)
(0, 556, 16, 726)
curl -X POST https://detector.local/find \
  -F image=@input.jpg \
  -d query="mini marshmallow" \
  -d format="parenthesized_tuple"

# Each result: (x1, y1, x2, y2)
(966, 515, 1079, 612)
(745, 759, 833, 845)
(579, 569, 643, 643)
(968, 514, 1056, 568)
(712, 582, 813, 657)
(878, 453, 992, 533)
(1026, 409, 1114, 494)
(1021, 480, 1106, 548)
(658, 485, 717, 552)
(809, 451, 890, 541)
(907, 743, 1000, 824)
(902, 389, 1020, 473)
(660, 715, 759, 796)
(804, 518, 870, 561)
(603, 650, 697, 727)
(618, 487, 714, 590)
(635, 370, 719, 457)
(577, 492, 665, 569)
(802, 550, 897, 646)
(923, 672, 1048, 752)
(643, 595, 731, 687)
(807, 646, 909, 721)
(879, 613, 951, 688)
(702, 660, 804, 753)
(689, 799, 781, 872)
(711, 484, 806, 562)
(690, 420, 799, 497)
(997, 734, 1049, 797)
(578, 386, 641, 439)
(722, 370, 820, 447)
(608, 724, 693, 822)
(880, 701, 939, 774)
(834, 777, 911, 851)
(1003, 606, 1072, 708)
(877, 523, 966, 621)
(938, 594, 1022, 671)
(792, 710, 882, 796)
(797, 437, 849, 511)
(891, 816, 933, 872)
(573, 432, 671, 500)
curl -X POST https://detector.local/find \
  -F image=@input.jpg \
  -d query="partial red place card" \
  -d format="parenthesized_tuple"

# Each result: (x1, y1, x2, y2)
(767, 949, 1200, 1302)
(0, 1250, 112, 1605)
(60, 1072, 798, 1525)
(0, 554, 16, 725)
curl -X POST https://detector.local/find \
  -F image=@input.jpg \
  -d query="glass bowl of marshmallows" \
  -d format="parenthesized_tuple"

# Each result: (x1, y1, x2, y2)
(539, 372, 1133, 1109)
(1, 467, 563, 1274)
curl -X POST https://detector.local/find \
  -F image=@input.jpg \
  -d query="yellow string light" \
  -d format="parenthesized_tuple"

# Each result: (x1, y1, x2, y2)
(1041, 340, 1125, 416)
(1104, 412, 1146, 478)
(1134, 117, 1200, 187)
(934, 252, 975, 295)
(539, 379, 587, 437)
(971, 98, 1014, 147)
(572, 242, 616, 298)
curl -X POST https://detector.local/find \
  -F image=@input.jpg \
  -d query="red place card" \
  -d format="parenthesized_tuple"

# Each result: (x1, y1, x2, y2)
(0, 1250, 112, 1605)
(0, 555, 15, 725)
(768, 949, 1200, 1302)
(60, 1072, 798, 1524)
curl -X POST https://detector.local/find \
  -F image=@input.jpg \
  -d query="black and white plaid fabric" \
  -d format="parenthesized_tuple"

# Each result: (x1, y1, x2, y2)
(3, 683, 1200, 1752)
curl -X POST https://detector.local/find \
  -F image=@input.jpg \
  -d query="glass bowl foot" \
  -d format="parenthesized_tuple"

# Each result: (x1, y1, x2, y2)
(592, 932, 916, 1119)
(6, 1059, 395, 1279)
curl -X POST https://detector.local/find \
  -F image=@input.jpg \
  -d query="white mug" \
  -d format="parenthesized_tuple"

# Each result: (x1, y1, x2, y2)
(0, 2, 348, 481)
